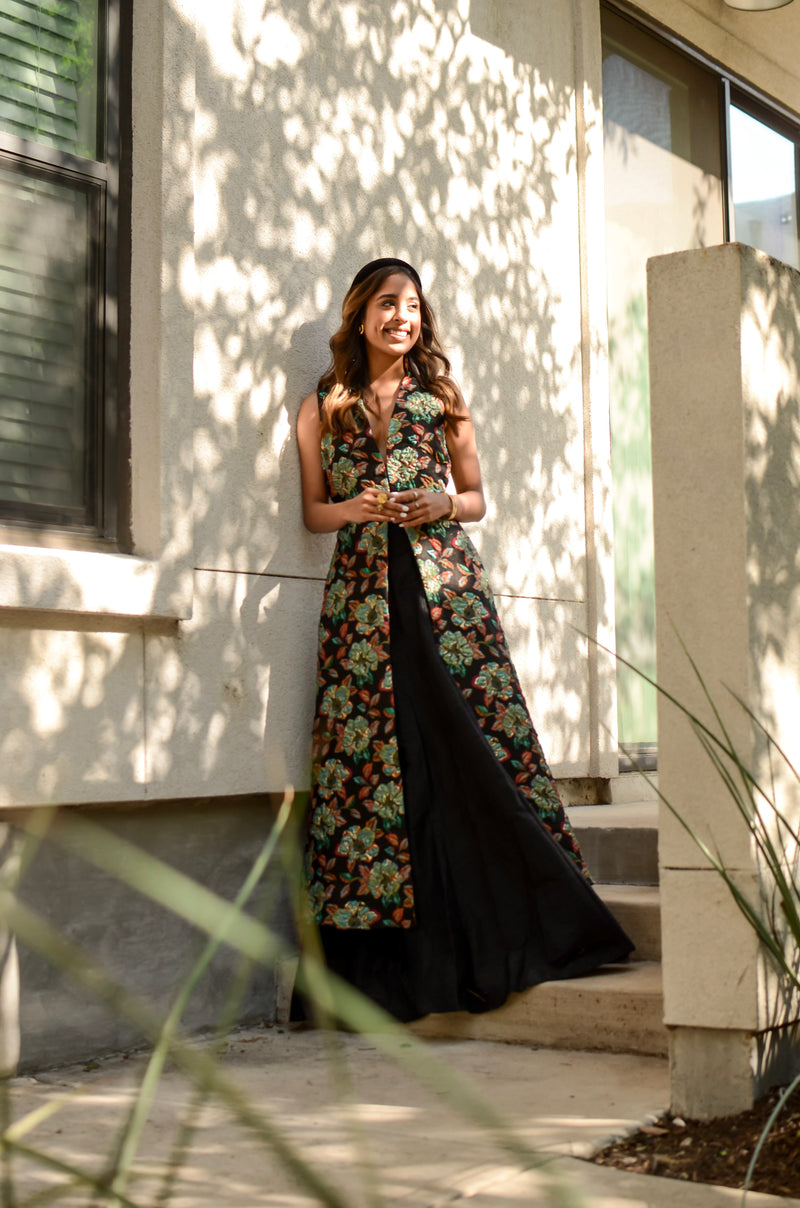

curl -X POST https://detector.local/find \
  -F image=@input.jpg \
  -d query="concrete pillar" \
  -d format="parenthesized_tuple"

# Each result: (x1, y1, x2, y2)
(648, 243, 800, 1119)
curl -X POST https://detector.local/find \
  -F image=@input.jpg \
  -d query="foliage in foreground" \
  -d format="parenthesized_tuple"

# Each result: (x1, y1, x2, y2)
(618, 639, 800, 1197)
(0, 795, 580, 1208)
(5, 638, 798, 1204)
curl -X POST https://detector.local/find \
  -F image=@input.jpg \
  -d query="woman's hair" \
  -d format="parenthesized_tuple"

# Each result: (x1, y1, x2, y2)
(318, 263, 464, 436)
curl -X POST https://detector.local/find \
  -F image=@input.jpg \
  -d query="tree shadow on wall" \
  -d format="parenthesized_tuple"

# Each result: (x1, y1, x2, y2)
(186, 0, 601, 781)
(742, 256, 800, 758)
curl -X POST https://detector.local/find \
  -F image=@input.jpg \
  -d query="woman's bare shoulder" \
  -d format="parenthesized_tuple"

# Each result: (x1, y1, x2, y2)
(298, 391, 321, 425)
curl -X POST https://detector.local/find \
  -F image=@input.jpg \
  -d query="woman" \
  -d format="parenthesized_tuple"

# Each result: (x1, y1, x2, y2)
(296, 257, 632, 1022)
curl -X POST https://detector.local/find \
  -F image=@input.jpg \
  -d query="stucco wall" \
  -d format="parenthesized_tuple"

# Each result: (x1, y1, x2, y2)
(181, 0, 610, 788)
(0, 0, 616, 811)
(1, 0, 799, 806)
(9, 798, 286, 1069)
(2, 0, 800, 1071)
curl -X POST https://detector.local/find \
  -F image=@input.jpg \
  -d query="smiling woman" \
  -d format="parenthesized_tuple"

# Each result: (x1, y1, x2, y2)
(293, 258, 633, 1023)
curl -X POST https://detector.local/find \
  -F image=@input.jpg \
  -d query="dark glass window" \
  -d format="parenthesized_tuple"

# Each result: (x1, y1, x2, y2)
(0, 0, 123, 537)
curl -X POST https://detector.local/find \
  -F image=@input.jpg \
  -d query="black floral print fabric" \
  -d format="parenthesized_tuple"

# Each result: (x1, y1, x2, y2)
(306, 376, 587, 929)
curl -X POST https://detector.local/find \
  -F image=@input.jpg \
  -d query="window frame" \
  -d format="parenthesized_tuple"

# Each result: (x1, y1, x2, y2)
(0, 0, 130, 546)
(602, 1, 800, 255)
(726, 83, 800, 259)
(601, 0, 800, 770)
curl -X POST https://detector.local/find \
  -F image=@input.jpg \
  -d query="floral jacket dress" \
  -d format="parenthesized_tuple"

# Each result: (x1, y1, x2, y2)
(306, 376, 586, 930)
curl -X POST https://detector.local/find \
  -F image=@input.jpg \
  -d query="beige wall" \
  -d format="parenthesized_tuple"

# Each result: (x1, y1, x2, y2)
(1, 0, 800, 809)
(629, 0, 800, 114)
(184, 0, 613, 785)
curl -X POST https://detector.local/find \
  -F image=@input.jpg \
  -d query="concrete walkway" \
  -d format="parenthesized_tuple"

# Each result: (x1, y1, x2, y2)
(5, 1026, 799, 1207)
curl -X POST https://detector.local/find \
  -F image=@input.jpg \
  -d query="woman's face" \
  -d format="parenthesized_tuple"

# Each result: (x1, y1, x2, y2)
(361, 272, 421, 363)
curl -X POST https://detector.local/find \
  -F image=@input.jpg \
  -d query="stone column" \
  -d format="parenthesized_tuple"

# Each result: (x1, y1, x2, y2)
(648, 243, 800, 1119)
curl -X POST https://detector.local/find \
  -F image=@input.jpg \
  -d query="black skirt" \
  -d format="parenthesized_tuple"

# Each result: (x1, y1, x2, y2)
(308, 523, 633, 1023)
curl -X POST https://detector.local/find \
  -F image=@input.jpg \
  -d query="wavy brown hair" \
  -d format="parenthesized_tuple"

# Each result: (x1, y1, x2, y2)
(318, 265, 465, 437)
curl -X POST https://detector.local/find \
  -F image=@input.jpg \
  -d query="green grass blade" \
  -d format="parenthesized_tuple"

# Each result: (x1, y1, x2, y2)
(675, 631, 759, 805)
(627, 756, 793, 977)
(0, 892, 354, 1208)
(22, 815, 284, 969)
(743, 1071, 800, 1201)
(688, 724, 800, 959)
(106, 795, 295, 1202)
(3, 880, 582, 1207)
(4, 1086, 101, 1146)
(2, 1138, 142, 1208)
(729, 691, 800, 830)
(595, 637, 749, 773)
(153, 805, 298, 1208)
(662, 799, 787, 967)
(26, 813, 580, 1190)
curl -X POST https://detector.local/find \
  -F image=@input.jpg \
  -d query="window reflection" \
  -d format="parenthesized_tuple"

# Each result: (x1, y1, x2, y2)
(602, 10, 724, 749)
(731, 106, 799, 269)
(0, 166, 93, 513)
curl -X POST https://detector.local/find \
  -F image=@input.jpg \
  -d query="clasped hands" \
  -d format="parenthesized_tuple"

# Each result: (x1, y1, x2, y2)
(356, 486, 452, 528)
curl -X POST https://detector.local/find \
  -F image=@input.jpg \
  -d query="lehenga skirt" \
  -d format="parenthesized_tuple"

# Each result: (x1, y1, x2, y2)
(310, 523, 633, 1022)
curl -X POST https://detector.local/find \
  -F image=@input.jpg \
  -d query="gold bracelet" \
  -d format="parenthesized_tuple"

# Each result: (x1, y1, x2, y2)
(446, 493, 458, 520)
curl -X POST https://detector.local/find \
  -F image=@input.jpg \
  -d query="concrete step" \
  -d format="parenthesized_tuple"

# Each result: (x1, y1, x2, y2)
(596, 883, 661, 962)
(608, 770, 658, 803)
(569, 801, 659, 886)
(410, 961, 667, 1057)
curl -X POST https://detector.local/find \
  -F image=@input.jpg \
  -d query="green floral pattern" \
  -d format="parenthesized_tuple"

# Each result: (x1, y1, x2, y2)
(307, 377, 587, 930)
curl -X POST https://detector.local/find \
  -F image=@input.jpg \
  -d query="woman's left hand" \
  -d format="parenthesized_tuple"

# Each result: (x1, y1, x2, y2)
(392, 488, 452, 528)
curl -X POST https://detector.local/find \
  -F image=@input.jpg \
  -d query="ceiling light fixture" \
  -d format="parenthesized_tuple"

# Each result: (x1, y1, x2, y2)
(723, 0, 793, 10)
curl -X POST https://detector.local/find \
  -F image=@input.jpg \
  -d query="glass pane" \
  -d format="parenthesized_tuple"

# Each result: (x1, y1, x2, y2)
(0, 164, 95, 515)
(0, 0, 101, 159)
(602, 10, 725, 749)
(731, 105, 799, 270)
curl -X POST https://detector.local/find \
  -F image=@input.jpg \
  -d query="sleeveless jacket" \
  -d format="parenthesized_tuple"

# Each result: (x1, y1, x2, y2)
(305, 376, 585, 929)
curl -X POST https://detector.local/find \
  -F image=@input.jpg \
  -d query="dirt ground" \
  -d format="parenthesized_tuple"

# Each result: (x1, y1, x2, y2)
(591, 1081, 800, 1197)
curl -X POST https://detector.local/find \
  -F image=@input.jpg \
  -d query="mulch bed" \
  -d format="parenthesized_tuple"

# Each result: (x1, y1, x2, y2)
(590, 1081, 800, 1198)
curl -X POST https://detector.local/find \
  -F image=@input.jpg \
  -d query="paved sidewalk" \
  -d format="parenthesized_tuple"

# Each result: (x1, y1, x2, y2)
(5, 1026, 799, 1207)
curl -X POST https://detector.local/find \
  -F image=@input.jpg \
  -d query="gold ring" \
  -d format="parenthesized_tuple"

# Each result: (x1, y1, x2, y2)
(376, 490, 389, 507)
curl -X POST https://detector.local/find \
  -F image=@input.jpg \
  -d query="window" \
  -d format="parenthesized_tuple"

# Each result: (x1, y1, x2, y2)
(729, 98, 800, 270)
(601, 3, 800, 756)
(0, 0, 127, 539)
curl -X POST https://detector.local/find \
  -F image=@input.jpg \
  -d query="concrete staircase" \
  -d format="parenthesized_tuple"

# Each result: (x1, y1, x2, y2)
(410, 796, 667, 1057)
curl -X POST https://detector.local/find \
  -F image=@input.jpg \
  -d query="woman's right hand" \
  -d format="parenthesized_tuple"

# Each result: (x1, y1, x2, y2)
(346, 486, 409, 525)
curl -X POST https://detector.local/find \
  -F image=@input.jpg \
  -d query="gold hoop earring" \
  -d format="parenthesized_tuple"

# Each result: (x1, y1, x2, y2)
(358, 323, 364, 335)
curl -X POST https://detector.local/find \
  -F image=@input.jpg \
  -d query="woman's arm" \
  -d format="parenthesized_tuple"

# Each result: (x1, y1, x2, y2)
(296, 393, 408, 532)
(445, 398, 487, 523)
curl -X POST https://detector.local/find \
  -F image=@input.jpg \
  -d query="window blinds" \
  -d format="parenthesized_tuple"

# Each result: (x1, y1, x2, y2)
(0, 167, 92, 513)
(0, 0, 96, 156)
(0, 0, 101, 521)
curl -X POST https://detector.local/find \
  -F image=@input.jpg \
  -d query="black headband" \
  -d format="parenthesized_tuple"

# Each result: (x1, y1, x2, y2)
(350, 257, 422, 293)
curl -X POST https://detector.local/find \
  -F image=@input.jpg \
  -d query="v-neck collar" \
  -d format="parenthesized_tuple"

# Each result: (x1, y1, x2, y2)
(362, 375, 412, 460)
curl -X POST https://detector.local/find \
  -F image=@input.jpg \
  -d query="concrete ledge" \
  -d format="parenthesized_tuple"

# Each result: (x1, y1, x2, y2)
(609, 772, 659, 803)
(557, 1155, 800, 1208)
(10, 798, 290, 1071)
(569, 803, 659, 827)
(409, 962, 667, 1057)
